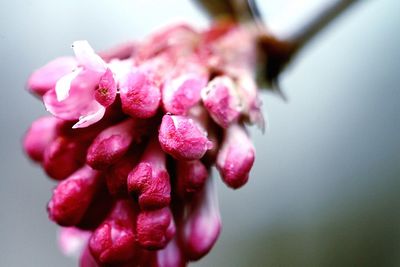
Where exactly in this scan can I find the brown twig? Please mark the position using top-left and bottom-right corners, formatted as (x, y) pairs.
(194, 0), (361, 87)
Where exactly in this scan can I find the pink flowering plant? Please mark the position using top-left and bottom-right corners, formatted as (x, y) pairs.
(24, 21), (262, 266)
(23, 0), (357, 264)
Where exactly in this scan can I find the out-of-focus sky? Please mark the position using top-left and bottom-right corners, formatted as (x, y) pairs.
(0, 0), (399, 266)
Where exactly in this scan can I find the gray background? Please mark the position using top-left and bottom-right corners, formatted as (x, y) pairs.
(1, 0), (399, 266)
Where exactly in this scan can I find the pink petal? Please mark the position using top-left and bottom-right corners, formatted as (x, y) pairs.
(43, 70), (102, 122)
(27, 57), (77, 96)
(55, 67), (83, 101)
(72, 40), (106, 72)
(72, 105), (106, 129)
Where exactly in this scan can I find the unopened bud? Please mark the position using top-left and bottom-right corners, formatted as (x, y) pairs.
(136, 207), (175, 250)
(201, 76), (241, 128)
(120, 71), (161, 119)
(48, 166), (101, 226)
(128, 138), (171, 210)
(89, 200), (138, 264)
(183, 178), (221, 260)
(158, 114), (212, 160)
(23, 116), (59, 162)
(95, 68), (117, 107)
(216, 124), (255, 189)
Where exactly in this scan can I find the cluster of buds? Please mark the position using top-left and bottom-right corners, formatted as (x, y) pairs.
(24, 21), (263, 266)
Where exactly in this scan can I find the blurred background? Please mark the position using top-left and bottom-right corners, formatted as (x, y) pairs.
(1, 0), (399, 266)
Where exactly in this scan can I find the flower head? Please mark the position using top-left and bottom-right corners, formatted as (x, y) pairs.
(24, 21), (263, 266)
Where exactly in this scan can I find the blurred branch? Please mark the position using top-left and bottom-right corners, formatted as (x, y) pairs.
(194, 0), (361, 87)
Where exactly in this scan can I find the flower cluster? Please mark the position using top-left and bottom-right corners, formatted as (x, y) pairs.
(24, 21), (263, 266)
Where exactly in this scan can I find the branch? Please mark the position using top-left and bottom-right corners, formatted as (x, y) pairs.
(194, 0), (361, 86)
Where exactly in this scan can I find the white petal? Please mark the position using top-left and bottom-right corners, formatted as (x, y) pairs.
(72, 40), (106, 72)
(55, 67), (82, 101)
(72, 105), (106, 129)
(108, 59), (133, 83)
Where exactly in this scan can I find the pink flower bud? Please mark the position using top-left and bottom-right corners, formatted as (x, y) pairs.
(154, 238), (186, 267)
(89, 200), (138, 264)
(216, 124), (255, 189)
(48, 166), (101, 226)
(77, 185), (113, 230)
(27, 57), (77, 96)
(24, 22), (267, 266)
(183, 178), (221, 261)
(176, 160), (208, 198)
(80, 245), (99, 267)
(236, 73), (264, 129)
(158, 114), (212, 160)
(58, 227), (91, 258)
(120, 70), (161, 119)
(162, 72), (208, 115)
(105, 151), (142, 198)
(43, 137), (87, 180)
(138, 23), (199, 60)
(136, 207), (175, 250)
(201, 76), (241, 128)
(127, 138), (171, 210)
(86, 119), (145, 169)
(23, 116), (59, 162)
(98, 41), (137, 62)
(94, 68), (117, 107)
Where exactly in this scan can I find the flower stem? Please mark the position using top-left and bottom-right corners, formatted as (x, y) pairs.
(194, 0), (362, 85)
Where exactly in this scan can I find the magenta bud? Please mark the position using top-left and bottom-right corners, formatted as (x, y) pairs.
(136, 207), (175, 250)
(23, 116), (59, 162)
(95, 68), (117, 107)
(128, 138), (171, 210)
(98, 41), (137, 62)
(27, 57), (77, 96)
(176, 160), (208, 198)
(158, 114), (212, 160)
(154, 238), (186, 267)
(216, 124), (255, 189)
(201, 76), (241, 128)
(77, 185), (113, 230)
(162, 72), (207, 115)
(43, 137), (87, 180)
(236, 74), (264, 129)
(48, 166), (101, 226)
(183, 178), (221, 261)
(86, 119), (137, 169)
(120, 71), (161, 119)
(105, 152), (141, 198)
(89, 200), (138, 264)
(80, 245), (99, 267)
